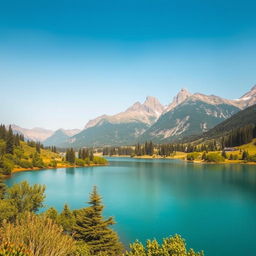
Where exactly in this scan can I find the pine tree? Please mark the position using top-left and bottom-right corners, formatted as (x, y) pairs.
(58, 204), (75, 233)
(89, 150), (94, 161)
(221, 150), (227, 159)
(6, 125), (14, 154)
(73, 186), (123, 255)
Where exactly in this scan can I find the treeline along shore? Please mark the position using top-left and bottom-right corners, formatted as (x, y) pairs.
(0, 124), (108, 176)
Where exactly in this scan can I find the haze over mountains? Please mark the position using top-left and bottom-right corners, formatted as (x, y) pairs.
(11, 85), (256, 147)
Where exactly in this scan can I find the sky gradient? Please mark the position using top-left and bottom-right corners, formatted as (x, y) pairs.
(1, 0), (256, 130)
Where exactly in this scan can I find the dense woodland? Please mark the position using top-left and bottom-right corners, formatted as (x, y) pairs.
(0, 178), (203, 256)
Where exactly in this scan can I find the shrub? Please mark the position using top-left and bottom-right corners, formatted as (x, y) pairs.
(0, 200), (18, 224)
(187, 152), (200, 161)
(0, 212), (75, 256)
(205, 153), (224, 163)
(49, 160), (57, 168)
(125, 234), (203, 256)
(32, 153), (45, 168)
(248, 154), (256, 162)
(0, 241), (32, 256)
(6, 181), (46, 213)
(0, 158), (14, 175)
(75, 159), (85, 167)
(92, 156), (108, 165)
(18, 160), (33, 169)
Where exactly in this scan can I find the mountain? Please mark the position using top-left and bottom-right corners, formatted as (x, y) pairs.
(43, 129), (81, 147)
(139, 93), (241, 143)
(195, 104), (256, 142)
(11, 125), (54, 142)
(24, 85), (255, 148)
(139, 85), (256, 143)
(164, 88), (192, 113)
(232, 85), (256, 108)
(69, 96), (164, 147)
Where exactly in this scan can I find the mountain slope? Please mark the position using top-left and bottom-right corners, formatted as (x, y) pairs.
(43, 129), (70, 147)
(197, 104), (256, 141)
(68, 96), (164, 147)
(11, 125), (54, 141)
(139, 85), (256, 143)
(43, 129), (81, 147)
(139, 97), (240, 143)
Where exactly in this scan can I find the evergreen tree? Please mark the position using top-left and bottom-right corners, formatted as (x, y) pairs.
(58, 204), (75, 233)
(221, 150), (227, 159)
(6, 125), (14, 154)
(242, 151), (249, 161)
(36, 142), (41, 153)
(73, 186), (123, 255)
(89, 150), (94, 161)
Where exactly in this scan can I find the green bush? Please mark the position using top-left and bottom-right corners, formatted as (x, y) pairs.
(92, 156), (108, 165)
(49, 160), (57, 168)
(125, 234), (203, 256)
(18, 160), (33, 169)
(248, 154), (256, 162)
(205, 153), (224, 163)
(75, 159), (85, 167)
(0, 158), (14, 175)
(0, 200), (18, 224)
(32, 153), (45, 168)
(187, 152), (200, 161)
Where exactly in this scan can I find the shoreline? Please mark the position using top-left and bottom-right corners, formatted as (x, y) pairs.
(108, 155), (256, 165)
(7, 163), (108, 176)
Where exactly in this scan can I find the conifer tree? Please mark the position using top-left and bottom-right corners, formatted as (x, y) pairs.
(6, 125), (14, 154)
(221, 150), (227, 159)
(73, 186), (123, 256)
(57, 204), (76, 233)
(89, 150), (94, 161)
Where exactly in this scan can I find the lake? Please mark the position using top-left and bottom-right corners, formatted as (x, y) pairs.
(5, 157), (256, 256)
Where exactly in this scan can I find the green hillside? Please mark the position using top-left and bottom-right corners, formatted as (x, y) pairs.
(199, 104), (256, 141)
(0, 125), (107, 175)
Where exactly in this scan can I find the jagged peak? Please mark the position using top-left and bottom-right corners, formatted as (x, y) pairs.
(240, 84), (256, 99)
(143, 96), (163, 109)
(164, 88), (192, 113)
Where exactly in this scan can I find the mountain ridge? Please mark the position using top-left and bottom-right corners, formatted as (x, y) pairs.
(10, 85), (256, 147)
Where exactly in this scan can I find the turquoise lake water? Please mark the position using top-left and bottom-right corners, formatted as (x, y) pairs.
(5, 157), (256, 255)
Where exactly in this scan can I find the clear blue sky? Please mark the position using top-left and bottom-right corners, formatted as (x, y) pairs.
(0, 0), (256, 130)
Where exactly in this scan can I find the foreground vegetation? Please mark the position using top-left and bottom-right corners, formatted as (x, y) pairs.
(0, 125), (107, 176)
(0, 178), (203, 256)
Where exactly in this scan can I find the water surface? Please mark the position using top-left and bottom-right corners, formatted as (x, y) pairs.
(5, 158), (256, 256)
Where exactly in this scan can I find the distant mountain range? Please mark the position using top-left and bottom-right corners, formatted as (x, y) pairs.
(11, 85), (256, 147)
(11, 125), (80, 144)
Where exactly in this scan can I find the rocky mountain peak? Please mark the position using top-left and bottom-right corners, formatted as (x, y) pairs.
(143, 96), (164, 116)
(165, 88), (192, 112)
(240, 84), (256, 100)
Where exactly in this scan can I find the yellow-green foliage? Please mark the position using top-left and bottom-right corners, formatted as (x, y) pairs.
(187, 152), (200, 161)
(238, 138), (256, 155)
(21, 142), (62, 165)
(125, 234), (203, 256)
(92, 156), (108, 165)
(0, 212), (75, 256)
(205, 153), (224, 163)
(0, 241), (32, 256)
